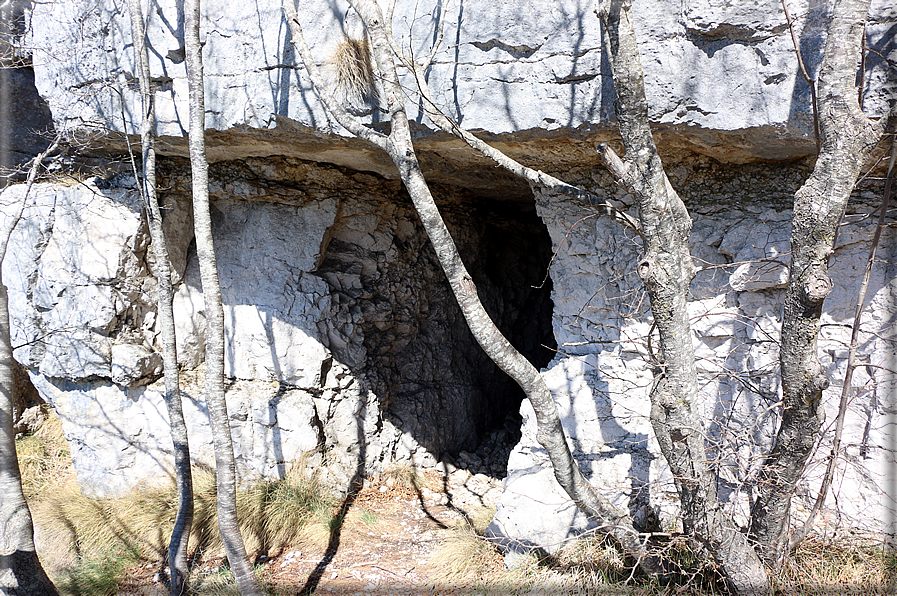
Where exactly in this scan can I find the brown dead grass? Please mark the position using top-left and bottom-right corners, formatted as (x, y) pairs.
(16, 412), (71, 500)
(18, 413), (897, 595)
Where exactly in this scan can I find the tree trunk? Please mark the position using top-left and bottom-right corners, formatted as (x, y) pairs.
(596, 2), (769, 594)
(0, 145), (59, 595)
(125, 1), (194, 593)
(183, 1), (261, 594)
(749, 0), (889, 567)
(282, 0), (663, 576)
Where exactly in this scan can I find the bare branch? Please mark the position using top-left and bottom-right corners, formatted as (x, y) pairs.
(781, 0), (820, 150)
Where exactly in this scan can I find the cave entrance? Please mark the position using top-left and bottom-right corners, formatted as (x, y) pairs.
(439, 191), (558, 474)
(447, 193), (557, 450)
(316, 182), (557, 472)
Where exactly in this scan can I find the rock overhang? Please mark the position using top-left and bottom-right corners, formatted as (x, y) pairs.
(26, 0), (895, 176)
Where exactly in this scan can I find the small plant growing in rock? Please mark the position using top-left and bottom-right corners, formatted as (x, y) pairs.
(325, 36), (377, 111)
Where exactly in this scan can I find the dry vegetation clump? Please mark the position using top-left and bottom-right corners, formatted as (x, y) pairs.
(19, 418), (336, 595)
(325, 35), (377, 108)
(777, 536), (897, 594)
(430, 512), (897, 595)
(15, 412), (70, 499)
(429, 517), (642, 595)
(17, 413), (896, 595)
(380, 462), (425, 490)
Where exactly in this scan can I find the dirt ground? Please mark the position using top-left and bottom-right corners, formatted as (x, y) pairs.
(118, 467), (505, 595)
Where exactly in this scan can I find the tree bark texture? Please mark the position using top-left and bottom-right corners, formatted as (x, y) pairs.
(125, 1), (194, 593)
(0, 145), (59, 595)
(184, 2), (261, 594)
(0, 288), (59, 596)
(283, 0), (663, 576)
(790, 134), (896, 552)
(596, 1), (769, 594)
(749, 0), (888, 567)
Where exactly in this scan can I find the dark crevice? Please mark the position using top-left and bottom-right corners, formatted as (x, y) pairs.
(315, 184), (556, 470)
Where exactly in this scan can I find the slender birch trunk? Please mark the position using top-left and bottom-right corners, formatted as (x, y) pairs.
(183, 1), (262, 594)
(0, 141), (59, 596)
(125, 1), (194, 592)
(749, 0), (890, 567)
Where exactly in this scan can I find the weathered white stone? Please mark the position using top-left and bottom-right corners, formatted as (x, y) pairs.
(27, 0), (896, 166)
(29, 372), (323, 495)
(110, 342), (163, 386)
(172, 197), (338, 387)
(2, 180), (154, 381)
(719, 213), (791, 291)
(10, 0), (897, 533)
(490, 183), (897, 558)
(488, 465), (592, 566)
(682, 0), (789, 40)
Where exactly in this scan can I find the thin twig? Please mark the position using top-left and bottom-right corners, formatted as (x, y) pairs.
(858, 24), (866, 109)
(533, 213), (598, 289)
(781, 0), (820, 151)
(0, 136), (61, 264)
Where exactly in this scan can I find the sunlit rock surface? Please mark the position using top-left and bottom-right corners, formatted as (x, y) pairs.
(7, 0), (896, 555)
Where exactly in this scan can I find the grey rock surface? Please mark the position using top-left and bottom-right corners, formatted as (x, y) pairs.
(2, 180), (157, 382)
(3, 157), (556, 496)
(488, 162), (896, 560)
(27, 372), (323, 497)
(27, 0), (896, 169)
(110, 342), (163, 386)
(6, 0), (895, 552)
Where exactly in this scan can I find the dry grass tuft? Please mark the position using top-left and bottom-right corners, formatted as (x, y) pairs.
(236, 466), (337, 556)
(428, 503), (526, 592)
(16, 412), (71, 500)
(29, 448), (335, 593)
(430, 531), (506, 586)
(381, 462), (424, 490)
(458, 504), (497, 536)
(778, 537), (896, 594)
(325, 36), (377, 108)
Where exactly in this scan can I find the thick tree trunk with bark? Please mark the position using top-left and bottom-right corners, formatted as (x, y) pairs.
(749, 0), (888, 567)
(282, 0), (663, 576)
(0, 144), (59, 596)
(184, 2), (261, 594)
(125, 1), (194, 593)
(596, 2), (769, 594)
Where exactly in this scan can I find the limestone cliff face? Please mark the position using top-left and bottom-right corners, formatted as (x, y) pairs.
(6, 0), (896, 551)
(27, 0), (895, 166)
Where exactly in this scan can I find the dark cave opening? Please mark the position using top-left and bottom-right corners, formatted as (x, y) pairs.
(451, 194), (558, 448)
(315, 183), (557, 466)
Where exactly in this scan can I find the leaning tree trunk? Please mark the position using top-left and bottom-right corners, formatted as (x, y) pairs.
(596, 1), (769, 594)
(183, 1), (262, 594)
(125, 1), (194, 593)
(749, 0), (889, 568)
(0, 142), (59, 595)
(282, 0), (663, 576)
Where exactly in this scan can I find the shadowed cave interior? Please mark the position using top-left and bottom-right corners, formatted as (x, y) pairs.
(314, 183), (557, 471)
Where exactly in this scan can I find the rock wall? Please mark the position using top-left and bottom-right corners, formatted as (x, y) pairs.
(489, 160), (897, 558)
(7, 0), (897, 556)
(26, 0), (896, 168)
(3, 156), (555, 494)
